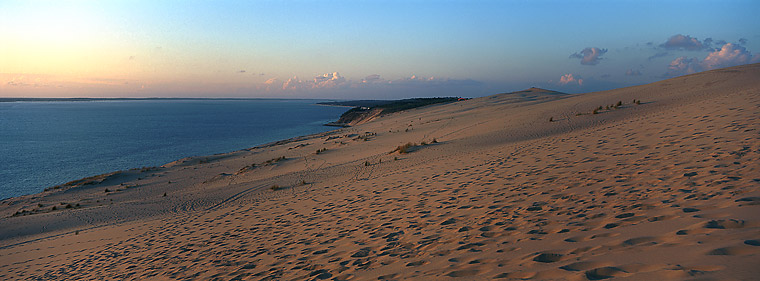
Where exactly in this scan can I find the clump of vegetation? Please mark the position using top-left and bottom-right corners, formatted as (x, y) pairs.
(421, 141), (428, 146)
(634, 99), (641, 105)
(432, 138), (438, 143)
(364, 161), (371, 166)
(548, 117), (553, 122)
(65, 204), (72, 209)
(592, 108), (599, 114)
(316, 148), (327, 154)
(616, 101), (623, 107)
(270, 184), (281, 191)
(265, 156), (287, 164)
(394, 156), (398, 161)
(163, 192), (167, 197)
(392, 142), (417, 154)
(300, 180), (308, 185)
(104, 188), (110, 193)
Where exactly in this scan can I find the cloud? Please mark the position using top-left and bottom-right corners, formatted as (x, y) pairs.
(665, 43), (760, 77)
(701, 43), (759, 70)
(362, 74), (383, 83)
(660, 34), (706, 51)
(558, 74), (583, 86)
(666, 56), (702, 77)
(648, 52), (670, 61)
(570, 47), (607, 65)
(625, 69), (642, 76)
(313, 72), (347, 88)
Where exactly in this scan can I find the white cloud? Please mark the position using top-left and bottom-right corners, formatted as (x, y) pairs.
(558, 74), (583, 86)
(313, 72), (347, 88)
(701, 43), (759, 70)
(570, 47), (607, 65)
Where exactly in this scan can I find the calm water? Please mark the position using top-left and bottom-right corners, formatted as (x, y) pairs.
(0, 99), (347, 199)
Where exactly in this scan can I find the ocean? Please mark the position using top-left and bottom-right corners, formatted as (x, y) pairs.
(0, 99), (347, 200)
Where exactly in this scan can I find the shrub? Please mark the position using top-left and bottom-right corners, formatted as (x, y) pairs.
(51, 206), (57, 211)
(364, 161), (370, 166)
(548, 117), (553, 122)
(592, 108), (599, 114)
(616, 101), (623, 107)
(396, 142), (415, 154)
(635, 100), (641, 105)
(66, 204), (72, 209)
(421, 141), (428, 146)
(270, 184), (280, 191)
(432, 138), (438, 143)
(104, 188), (110, 193)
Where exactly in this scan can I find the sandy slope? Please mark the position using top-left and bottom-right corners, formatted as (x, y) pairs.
(1, 64), (758, 280)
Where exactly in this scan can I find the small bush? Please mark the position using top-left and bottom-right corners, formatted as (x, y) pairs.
(364, 161), (370, 166)
(548, 117), (553, 122)
(394, 157), (398, 161)
(395, 142), (416, 154)
(635, 100), (641, 105)
(163, 192), (167, 197)
(300, 180), (307, 185)
(432, 138), (438, 143)
(270, 184), (280, 190)
(421, 141), (428, 146)
(65, 204), (72, 209)
(51, 206), (57, 211)
(616, 101), (622, 107)
(104, 188), (110, 193)
(592, 108), (599, 114)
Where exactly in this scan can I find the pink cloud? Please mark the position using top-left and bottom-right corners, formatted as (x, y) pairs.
(559, 74), (583, 86)
(665, 43), (760, 76)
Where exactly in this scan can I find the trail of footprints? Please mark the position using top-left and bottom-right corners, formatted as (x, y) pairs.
(3, 95), (758, 280)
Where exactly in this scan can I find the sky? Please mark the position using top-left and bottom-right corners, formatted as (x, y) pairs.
(1, 0), (759, 99)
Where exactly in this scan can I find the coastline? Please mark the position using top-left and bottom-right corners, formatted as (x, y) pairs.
(1, 64), (759, 280)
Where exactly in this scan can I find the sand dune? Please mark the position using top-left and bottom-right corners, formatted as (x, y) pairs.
(1, 63), (759, 280)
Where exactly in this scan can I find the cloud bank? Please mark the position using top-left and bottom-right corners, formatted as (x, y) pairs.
(665, 43), (760, 77)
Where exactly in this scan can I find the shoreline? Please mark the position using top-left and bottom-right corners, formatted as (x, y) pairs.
(1, 64), (759, 280)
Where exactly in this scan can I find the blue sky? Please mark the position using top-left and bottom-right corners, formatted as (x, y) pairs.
(1, 0), (759, 98)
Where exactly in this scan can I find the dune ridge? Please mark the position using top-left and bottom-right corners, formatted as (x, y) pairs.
(1, 63), (759, 280)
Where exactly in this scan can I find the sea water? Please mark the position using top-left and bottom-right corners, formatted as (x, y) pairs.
(0, 99), (347, 199)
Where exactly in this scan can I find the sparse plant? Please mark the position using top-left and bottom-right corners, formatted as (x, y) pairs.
(616, 101), (622, 107)
(163, 192), (167, 197)
(421, 141), (428, 146)
(300, 180), (307, 185)
(394, 157), (398, 161)
(51, 206), (57, 211)
(66, 204), (72, 209)
(394, 142), (416, 154)
(592, 108), (599, 114)
(432, 138), (438, 143)
(75, 230), (79, 235)
(364, 161), (370, 166)
(104, 188), (110, 193)
(548, 117), (553, 122)
(635, 100), (641, 105)
(270, 184), (280, 191)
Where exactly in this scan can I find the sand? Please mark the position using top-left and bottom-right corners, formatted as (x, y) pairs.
(1, 63), (759, 280)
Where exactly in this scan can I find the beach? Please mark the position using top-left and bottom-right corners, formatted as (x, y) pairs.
(1, 63), (758, 280)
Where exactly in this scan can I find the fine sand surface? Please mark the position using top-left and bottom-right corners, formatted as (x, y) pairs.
(1, 64), (759, 280)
